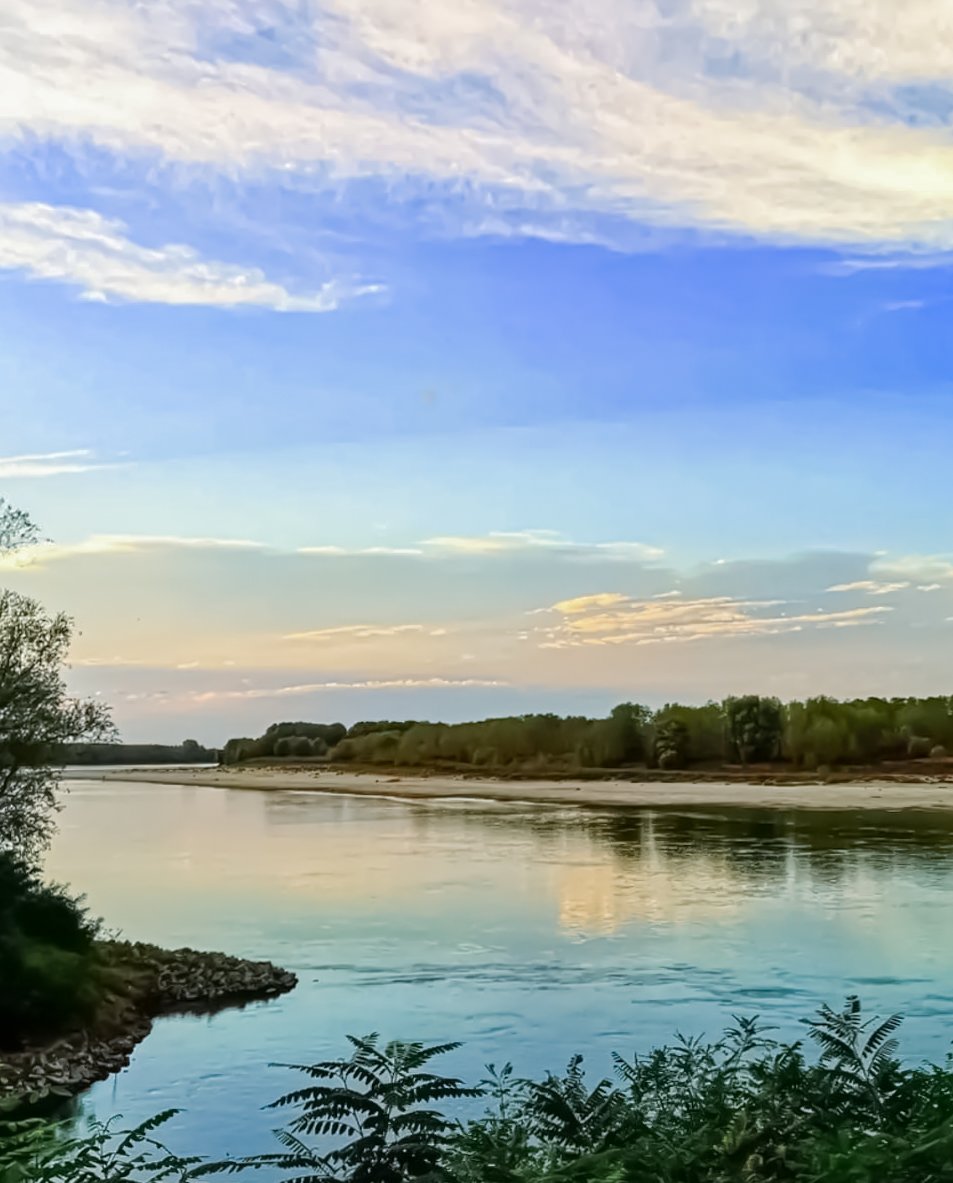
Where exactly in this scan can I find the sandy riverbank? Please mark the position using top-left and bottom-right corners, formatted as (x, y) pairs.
(73, 765), (953, 811)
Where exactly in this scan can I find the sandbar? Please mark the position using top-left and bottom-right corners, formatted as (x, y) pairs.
(69, 766), (953, 811)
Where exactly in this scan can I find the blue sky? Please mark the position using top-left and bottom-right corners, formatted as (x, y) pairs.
(2, 0), (953, 741)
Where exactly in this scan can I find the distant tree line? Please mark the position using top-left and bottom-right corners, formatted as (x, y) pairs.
(63, 739), (218, 765)
(222, 696), (953, 773)
(222, 721), (348, 765)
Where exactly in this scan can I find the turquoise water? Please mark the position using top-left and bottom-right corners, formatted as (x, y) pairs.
(47, 778), (953, 1164)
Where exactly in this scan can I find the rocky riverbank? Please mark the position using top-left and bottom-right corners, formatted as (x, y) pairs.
(0, 940), (297, 1111)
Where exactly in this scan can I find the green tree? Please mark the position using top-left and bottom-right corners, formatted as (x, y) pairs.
(606, 702), (650, 764)
(803, 715), (848, 769)
(724, 695), (783, 765)
(653, 715), (689, 769)
(0, 502), (113, 863)
(291, 735), (314, 758)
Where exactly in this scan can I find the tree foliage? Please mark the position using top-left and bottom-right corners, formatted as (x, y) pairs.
(222, 693), (953, 776)
(724, 696), (783, 765)
(0, 502), (113, 862)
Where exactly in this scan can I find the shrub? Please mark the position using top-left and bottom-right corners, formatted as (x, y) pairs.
(332, 739), (358, 762)
(0, 854), (100, 1050)
(930, 744), (948, 759)
(8, 999), (953, 1183)
(907, 735), (933, 759)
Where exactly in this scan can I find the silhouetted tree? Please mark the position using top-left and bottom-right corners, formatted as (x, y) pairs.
(0, 501), (113, 863)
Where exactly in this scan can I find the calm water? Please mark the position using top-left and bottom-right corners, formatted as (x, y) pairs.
(46, 777), (953, 1162)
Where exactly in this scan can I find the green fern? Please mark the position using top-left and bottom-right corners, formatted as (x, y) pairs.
(803, 995), (903, 1120)
(233, 1033), (482, 1183)
(0, 1111), (203, 1183)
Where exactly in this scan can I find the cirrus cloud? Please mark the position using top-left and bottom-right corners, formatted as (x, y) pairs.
(422, 531), (663, 561)
(6, 0), (953, 251)
(0, 449), (117, 478)
(188, 677), (509, 702)
(0, 201), (381, 310)
(535, 593), (892, 649)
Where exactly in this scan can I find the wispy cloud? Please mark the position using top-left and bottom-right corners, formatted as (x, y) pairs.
(551, 593), (631, 616)
(827, 579), (911, 596)
(0, 449), (114, 478)
(423, 531), (663, 561)
(0, 533), (267, 569)
(297, 546), (425, 557)
(7, 0), (953, 249)
(189, 677), (508, 702)
(283, 623), (429, 641)
(0, 202), (381, 310)
(871, 555), (953, 583)
(535, 594), (891, 649)
(3, 529), (664, 570)
(828, 254), (953, 275)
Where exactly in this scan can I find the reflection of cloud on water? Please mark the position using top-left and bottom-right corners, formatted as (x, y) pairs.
(556, 817), (762, 935)
(558, 859), (753, 934)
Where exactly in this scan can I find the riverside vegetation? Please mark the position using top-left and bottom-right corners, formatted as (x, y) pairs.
(0, 501), (295, 1113)
(222, 696), (953, 778)
(8, 492), (953, 1179)
(62, 741), (219, 766)
(5, 998), (953, 1182)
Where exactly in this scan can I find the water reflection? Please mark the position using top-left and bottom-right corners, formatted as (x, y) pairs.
(45, 781), (953, 1164)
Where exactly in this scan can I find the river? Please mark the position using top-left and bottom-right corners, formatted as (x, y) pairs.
(46, 775), (953, 1164)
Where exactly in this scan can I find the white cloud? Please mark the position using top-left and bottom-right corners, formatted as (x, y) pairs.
(6, 0), (953, 249)
(871, 555), (953, 583)
(1, 528), (664, 570)
(283, 623), (427, 641)
(298, 545), (425, 556)
(190, 677), (508, 701)
(0, 201), (380, 309)
(72, 655), (154, 667)
(536, 593), (891, 648)
(0, 449), (114, 478)
(826, 579), (911, 596)
(423, 531), (663, 561)
(0, 533), (267, 569)
(688, 0), (953, 85)
(551, 593), (631, 616)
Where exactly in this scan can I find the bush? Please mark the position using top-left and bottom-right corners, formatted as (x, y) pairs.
(931, 744), (948, 759)
(907, 735), (933, 759)
(332, 739), (358, 762)
(9, 998), (953, 1183)
(0, 854), (100, 1050)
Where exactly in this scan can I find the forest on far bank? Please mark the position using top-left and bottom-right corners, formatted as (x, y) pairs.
(222, 695), (953, 775)
(63, 740), (219, 765)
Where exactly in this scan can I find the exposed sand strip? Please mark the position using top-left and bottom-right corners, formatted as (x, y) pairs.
(69, 766), (953, 811)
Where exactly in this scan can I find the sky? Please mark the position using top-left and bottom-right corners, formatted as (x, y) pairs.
(1, 0), (953, 742)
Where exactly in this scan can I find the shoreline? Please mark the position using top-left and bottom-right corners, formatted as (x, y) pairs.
(73, 765), (953, 811)
(0, 941), (296, 1113)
